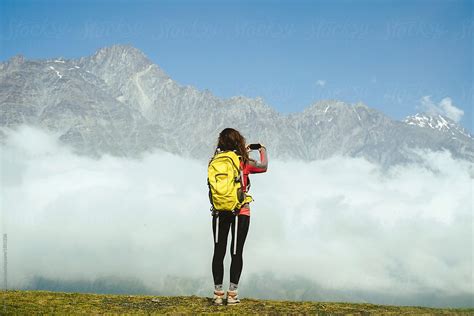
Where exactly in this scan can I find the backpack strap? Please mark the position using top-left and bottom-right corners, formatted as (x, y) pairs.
(215, 215), (219, 243)
(233, 214), (238, 255)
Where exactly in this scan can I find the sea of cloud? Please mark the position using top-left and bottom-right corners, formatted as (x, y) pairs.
(0, 125), (472, 305)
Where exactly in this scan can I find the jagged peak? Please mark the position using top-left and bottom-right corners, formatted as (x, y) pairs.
(88, 44), (152, 66)
(227, 95), (265, 105)
(405, 112), (472, 138)
(76, 44), (174, 81)
(302, 99), (349, 114)
(94, 44), (146, 56)
(223, 95), (277, 114)
(354, 101), (369, 110)
(405, 112), (455, 125)
(7, 54), (25, 65)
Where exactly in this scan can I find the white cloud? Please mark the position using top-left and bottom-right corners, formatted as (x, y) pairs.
(420, 96), (464, 122)
(316, 80), (326, 87)
(1, 125), (472, 304)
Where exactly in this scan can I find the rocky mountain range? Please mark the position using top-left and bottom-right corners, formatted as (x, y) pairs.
(1, 45), (473, 166)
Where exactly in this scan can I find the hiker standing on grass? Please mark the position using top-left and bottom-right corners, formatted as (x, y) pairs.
(207, 127), (268, 305)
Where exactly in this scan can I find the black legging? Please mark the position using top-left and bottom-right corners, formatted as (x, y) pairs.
(212, 212), (250, 286)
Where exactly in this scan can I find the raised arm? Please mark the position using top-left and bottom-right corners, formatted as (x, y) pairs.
(247, 146), (268, 174)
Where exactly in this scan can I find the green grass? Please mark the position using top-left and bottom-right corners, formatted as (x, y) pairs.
(2, 290), (473, 315)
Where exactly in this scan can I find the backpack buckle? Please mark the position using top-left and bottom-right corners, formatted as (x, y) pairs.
(210, 207), (217, 216)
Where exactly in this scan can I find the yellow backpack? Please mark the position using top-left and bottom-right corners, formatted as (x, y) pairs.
(207, 150), (247, 214)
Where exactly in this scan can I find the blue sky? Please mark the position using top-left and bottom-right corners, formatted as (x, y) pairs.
(1, 0), (472, 130)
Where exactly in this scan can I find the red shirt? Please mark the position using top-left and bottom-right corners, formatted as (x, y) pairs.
(239, 147), (268, 216)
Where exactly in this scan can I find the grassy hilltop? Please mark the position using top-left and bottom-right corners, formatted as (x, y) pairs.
(2, 290), (473, 315)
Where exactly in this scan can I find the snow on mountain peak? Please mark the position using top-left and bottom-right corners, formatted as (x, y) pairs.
(404, 113), (471, 138)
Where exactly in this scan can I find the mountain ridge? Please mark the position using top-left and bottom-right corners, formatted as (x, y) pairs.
(1, 44), (472, 166)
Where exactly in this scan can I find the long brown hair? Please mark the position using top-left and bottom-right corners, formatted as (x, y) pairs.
(214, 128), (250, 165)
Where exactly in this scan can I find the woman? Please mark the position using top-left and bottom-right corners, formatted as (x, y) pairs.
(210, 127), (268, 305)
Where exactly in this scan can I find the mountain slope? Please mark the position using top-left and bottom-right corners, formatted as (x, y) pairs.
(1, 45), (473, 166)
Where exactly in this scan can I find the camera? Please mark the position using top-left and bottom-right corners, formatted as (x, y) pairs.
(248, 143), (262, 150)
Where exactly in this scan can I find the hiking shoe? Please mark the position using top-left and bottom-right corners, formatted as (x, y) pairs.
(212, 290), (225, 305)
(226, 290), (241, 305)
